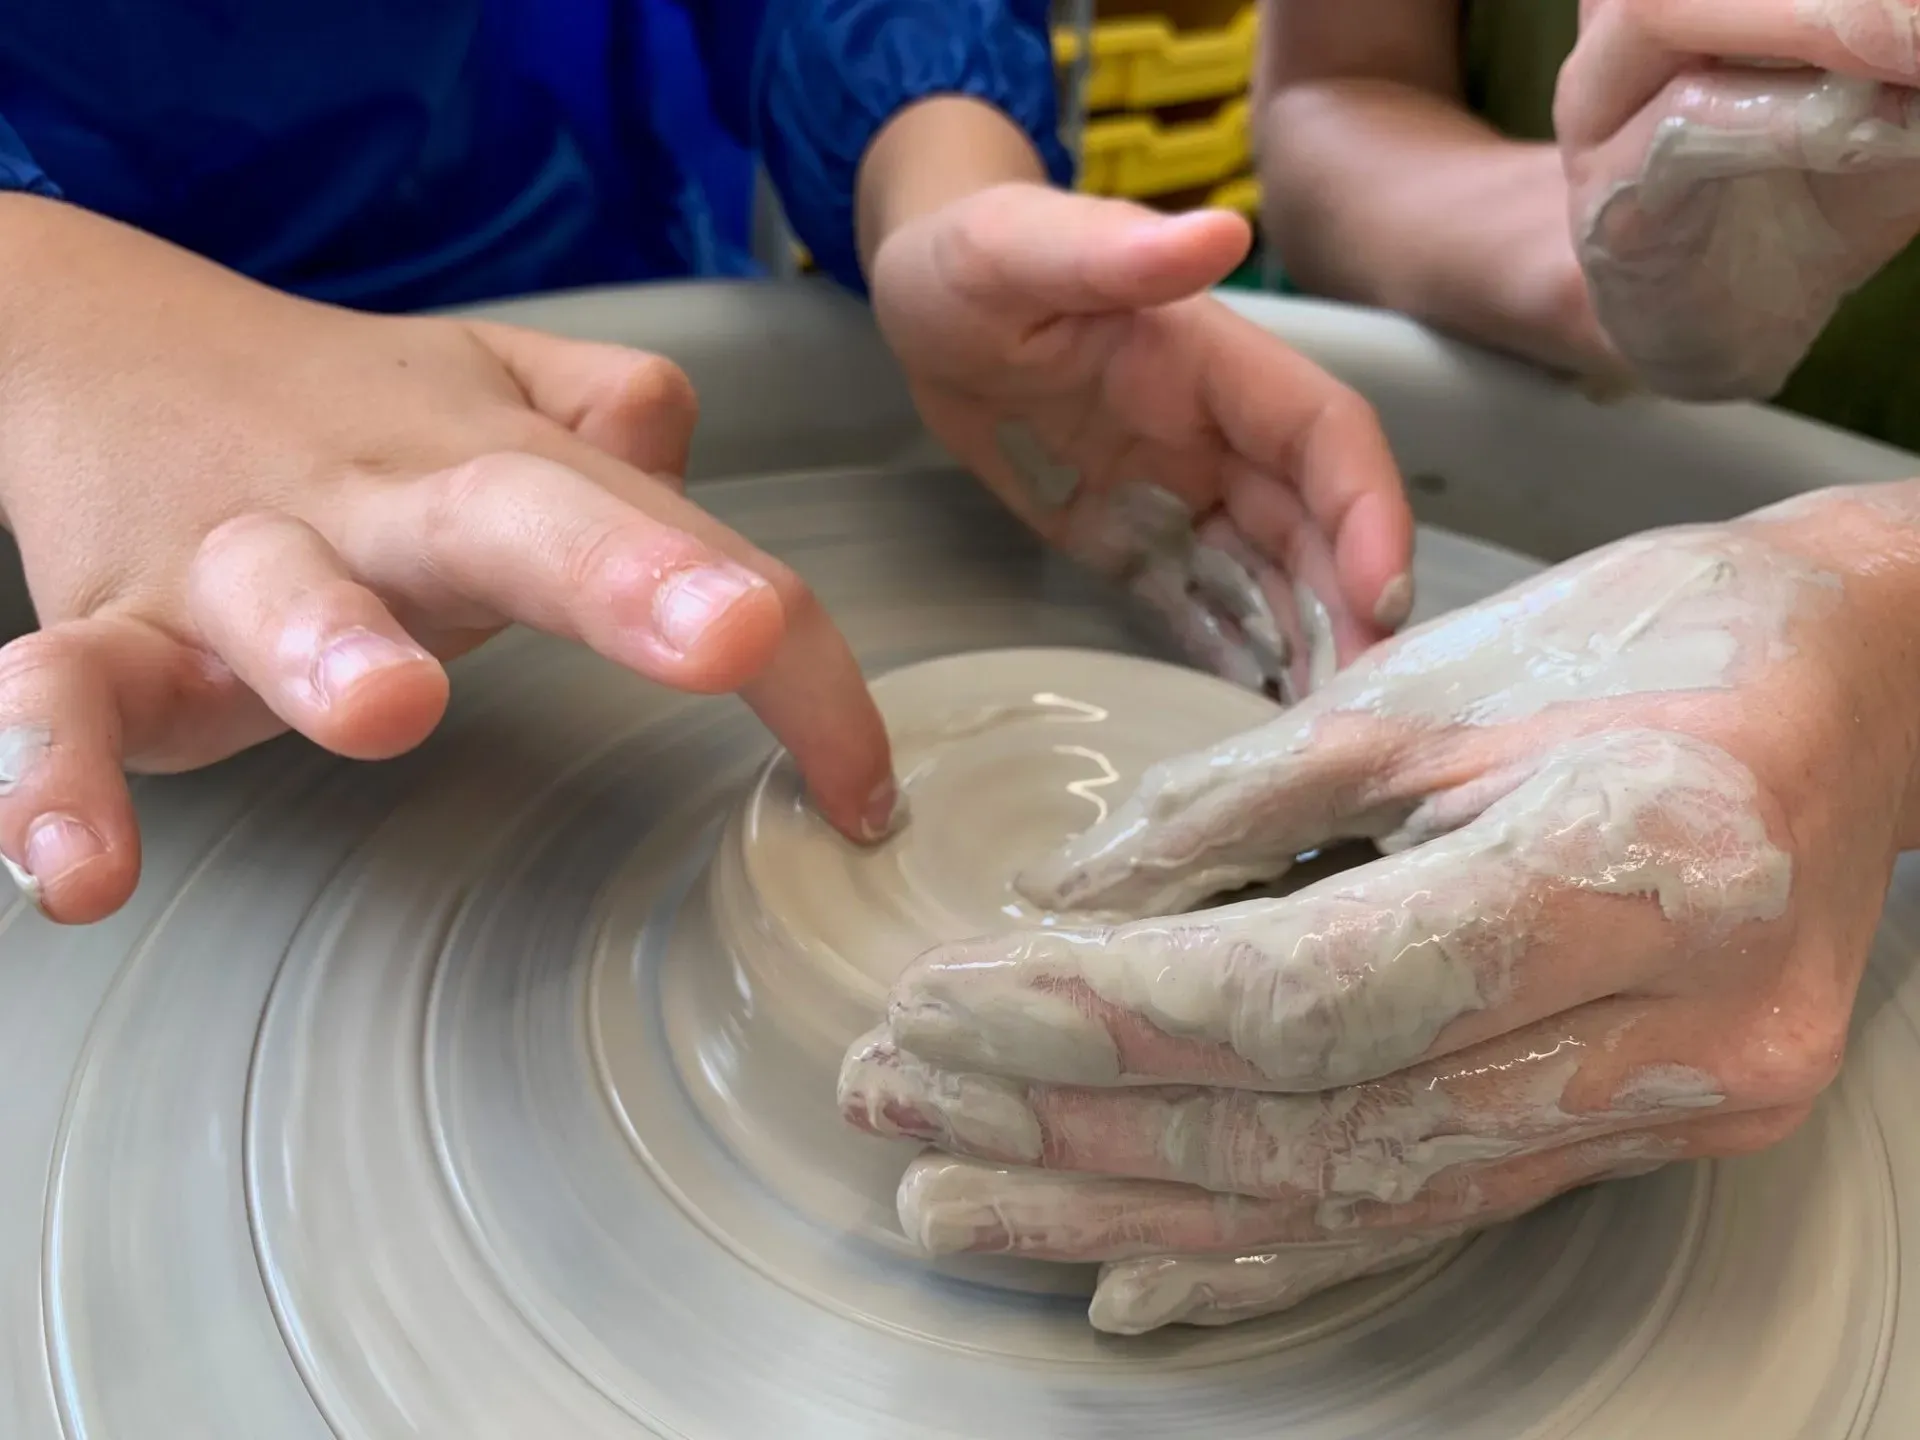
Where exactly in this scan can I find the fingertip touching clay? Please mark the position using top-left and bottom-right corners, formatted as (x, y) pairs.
(0, 724), (51, 900)
(0, 723), (49, 797)
(0, 465), (1909, 1428)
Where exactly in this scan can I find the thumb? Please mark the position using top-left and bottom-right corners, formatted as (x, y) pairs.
(465, 321), (701, 482)
(946, 187), (1252, 316)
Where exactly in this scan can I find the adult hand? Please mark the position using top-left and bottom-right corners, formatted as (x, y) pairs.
(1555, 0), (1920, 400)
(1252, 0), (1634, 396)
(840, 482), (1920, 1333)
(0, 196), (895, 924)
(869, 181), (1416, 701)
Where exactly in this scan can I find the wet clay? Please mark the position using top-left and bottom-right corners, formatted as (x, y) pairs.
(1, 466), (1918, 1437)
(0, 724), (47, 897)
(1579, 65), (1920, 401)
(994, 423), (1314, 700)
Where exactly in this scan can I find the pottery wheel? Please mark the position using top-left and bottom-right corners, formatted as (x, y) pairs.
(2, 463), (1916, 1439)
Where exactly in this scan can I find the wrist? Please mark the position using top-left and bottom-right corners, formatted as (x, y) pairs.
(1389, 146), (1616, 376)
(854, 95), (1047, 279)
(1849, 484), (1920, 852)
(1257, 86), (1615, 377)
(1754, 482), (1920, 850)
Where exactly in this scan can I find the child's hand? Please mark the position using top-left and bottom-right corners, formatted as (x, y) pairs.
(0, 196), (895, 923)
(1556, 0), (1920, 399)
(867, 183), (1415, 700)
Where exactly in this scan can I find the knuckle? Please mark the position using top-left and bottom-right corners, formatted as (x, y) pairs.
(933, 195), (1016, 295)
(1725, 996), (1848, 1105)
(432, 449), (535, 511)
(560, 511), (717, 612)
(1317, 385), (1383, 443)
(485, 406), (569, 458)
(422, 450), (549, 547)
(0, 629), (77, 692)
(297, 576), (380, 631)
(194, 510), (290, 568)
(562, 516), (655, 598)
(755, 558), (815, 622)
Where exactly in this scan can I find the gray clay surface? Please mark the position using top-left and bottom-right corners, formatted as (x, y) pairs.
(0, 464), (1916, 1438)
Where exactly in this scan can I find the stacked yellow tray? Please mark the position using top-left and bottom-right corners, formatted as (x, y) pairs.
(790, 3), (1262, 272)
(1061, 4), (1259, 210)
(1054, 4), (1257, 112)
(1077, 96), (1250, 200)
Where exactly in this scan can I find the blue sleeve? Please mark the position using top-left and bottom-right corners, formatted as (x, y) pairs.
(674, 0), (764, 145)
(752, 0), (1074, 294)
(0, 114), (61, 198)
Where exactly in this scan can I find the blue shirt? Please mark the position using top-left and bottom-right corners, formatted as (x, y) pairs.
(0, 0), (1068, 310)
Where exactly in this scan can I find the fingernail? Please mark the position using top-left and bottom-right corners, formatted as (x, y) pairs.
(652, 563), (766, 654)
(24, 812), (105, 890)
(1373, 571), (1414, 629)
(1088, 1264), (1191, 1336)
(906, 1198), (1008, 1255)
(859, 777), (908, 842)
(843, 1045), (1043, 1161)
(896, 1167), (1010, 1255)
(1137, 209), (1226, 243)
(314, 628), (428, 705)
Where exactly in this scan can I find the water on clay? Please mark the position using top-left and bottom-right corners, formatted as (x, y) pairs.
(2, 465), (1917, 1438)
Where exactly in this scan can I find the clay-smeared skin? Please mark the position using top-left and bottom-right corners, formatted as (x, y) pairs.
(844, 485), (1920, 1334)
(1017, 529), (1821, 920)
(995, 424), (1341, 704)
(5, 467), (1919, 1435)
(1562, 3), (1920, 400)
(0, 726), (49, 899)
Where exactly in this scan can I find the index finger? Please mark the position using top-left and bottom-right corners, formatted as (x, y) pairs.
(348, 437), (897, 842)
(559, 443), (898, 841)
(893, 731), (1789, 1091)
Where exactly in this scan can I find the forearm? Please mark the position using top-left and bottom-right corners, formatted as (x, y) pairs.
(1258, 79), (1608, 373)
(854, 96), (1047, 275)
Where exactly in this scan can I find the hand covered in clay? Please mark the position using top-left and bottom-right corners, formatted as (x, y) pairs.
(869, 182), (1415, 700)
(1556, 0), (1920, 399)
(841, 481), (1920, 1334)
(0, 197), (895, 924)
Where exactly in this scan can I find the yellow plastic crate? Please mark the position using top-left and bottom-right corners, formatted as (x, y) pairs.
(1054, 5), (1257, 112)
(1207, 172), (1260, 218)
(1079, 97), (1250, 200)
